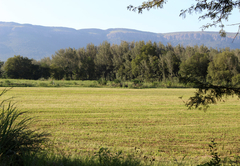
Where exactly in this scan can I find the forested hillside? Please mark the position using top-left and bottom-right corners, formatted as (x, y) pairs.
(1, 41), (240, 87)
(0, 21), (240, 61)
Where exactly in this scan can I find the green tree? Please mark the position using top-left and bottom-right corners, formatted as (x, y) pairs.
(32, 59), (51, 79)
(111, 41), (131, 80)
(158, 55), (167, 81)
(3, 55), (38, 79)
(85, 44), (97, 80)
(76, 45), (96, 80)
(233, 48), (240, 60)
(209, 47), (220, 60)
(164, 51), (181, 79)
(38, 63), (51, 79)
(184, 46), (196, 61)
(0, 61), (4, 78)
(95, 41), (114, 80)
(207, 51), (240, 85)
(174, 44), (186, 61)
(51, 48), (79, 80)
(149, 54), (161, 81)
(50, 64), (65, 80)
(130, 41), (145, 60)
(119, 51), (133, 81)
(75, 47), (87, 80)
(179, 52), (210, 83)
(131, 42), (159, 81)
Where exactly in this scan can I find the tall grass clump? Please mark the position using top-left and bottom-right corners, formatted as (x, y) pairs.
(0, 88), (49, 166)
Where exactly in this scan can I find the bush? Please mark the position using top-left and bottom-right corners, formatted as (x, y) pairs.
(4, 80), (11, 85)
(152, 82), (159, 87)
(131, 79), (141, 85)
(98, 78), (107, 85)
(0, 88), (49, 165)
(39, 82), (49, 87)
(114, 79), (121, 84)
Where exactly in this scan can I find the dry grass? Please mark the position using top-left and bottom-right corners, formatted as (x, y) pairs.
(2, 87), (240, 163)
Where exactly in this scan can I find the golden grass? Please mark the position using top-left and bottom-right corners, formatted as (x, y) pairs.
(2, 87), (240, 161)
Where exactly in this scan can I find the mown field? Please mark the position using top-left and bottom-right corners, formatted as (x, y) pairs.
(2, 87), (240, 164)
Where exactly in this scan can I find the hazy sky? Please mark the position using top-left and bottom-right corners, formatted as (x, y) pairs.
(0, 0), (239, 33)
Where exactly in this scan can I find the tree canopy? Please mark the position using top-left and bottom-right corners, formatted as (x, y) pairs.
(128, 0), (240, 37)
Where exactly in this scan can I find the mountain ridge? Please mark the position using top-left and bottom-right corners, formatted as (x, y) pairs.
(0, 21), (239, 61)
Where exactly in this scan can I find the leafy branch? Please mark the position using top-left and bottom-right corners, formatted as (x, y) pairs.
(180, 76), (240, 110)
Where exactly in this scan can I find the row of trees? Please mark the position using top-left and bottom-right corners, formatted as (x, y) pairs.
(127, 0), (240, 110)
(1, 41), (240, 85)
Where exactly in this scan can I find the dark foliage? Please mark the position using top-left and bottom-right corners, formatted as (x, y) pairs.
(180, 76), (240, 110)
(0, 88), (50, 165)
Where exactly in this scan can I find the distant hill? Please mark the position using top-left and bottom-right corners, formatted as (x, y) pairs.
(0, 21), (240, 61)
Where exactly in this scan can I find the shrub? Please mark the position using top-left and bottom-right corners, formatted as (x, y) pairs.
(0, 88), (49, 165)
(98, 78), (107, 85)
(152, 82), (159, 88)
(39, 82), (48, 87)
(38, 77), (46, 81)
(4, 80), (11, 85)
(114, 79), (121, 84)
(131, 79), (141, 85)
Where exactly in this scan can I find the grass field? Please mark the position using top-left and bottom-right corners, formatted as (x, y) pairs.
(2, 87), (240, 164)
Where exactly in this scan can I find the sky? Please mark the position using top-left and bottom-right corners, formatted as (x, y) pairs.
(0, 0), (239, 33)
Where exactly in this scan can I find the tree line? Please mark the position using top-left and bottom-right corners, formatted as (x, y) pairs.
(1, 40), (240, 85)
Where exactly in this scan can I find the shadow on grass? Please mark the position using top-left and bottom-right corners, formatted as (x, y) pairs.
(21, 148), (143, 166)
